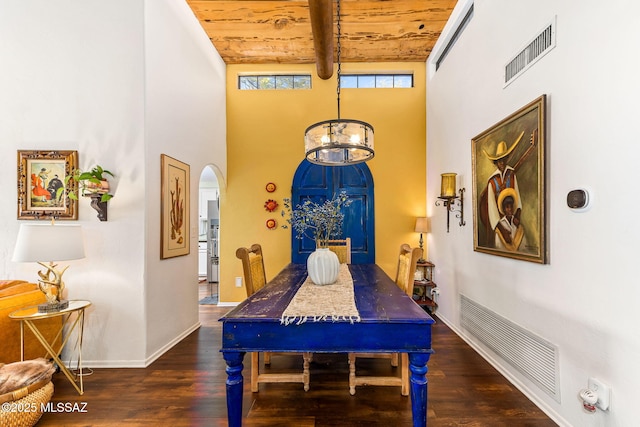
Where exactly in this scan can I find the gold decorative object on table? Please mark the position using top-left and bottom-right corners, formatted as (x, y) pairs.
(35, 263), (69, 312)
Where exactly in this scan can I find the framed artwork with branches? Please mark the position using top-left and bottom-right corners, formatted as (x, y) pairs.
(17, 150), (78, 220)
(161, 154), (190, 259)
(471, 95), (547, 263)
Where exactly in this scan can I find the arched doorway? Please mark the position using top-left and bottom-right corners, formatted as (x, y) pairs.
(198, 165), (220, 304)
(291, 160), (375, 264)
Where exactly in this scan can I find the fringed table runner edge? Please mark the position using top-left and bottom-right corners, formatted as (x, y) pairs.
(280, 264), (361, 326)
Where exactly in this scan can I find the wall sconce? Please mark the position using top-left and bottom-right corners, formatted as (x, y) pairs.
(435, 173), (466, 233)
(88, 194), (108, 221)
(414, 217), (430, 263)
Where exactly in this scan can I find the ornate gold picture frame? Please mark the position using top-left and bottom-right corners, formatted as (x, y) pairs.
(471, 95), (547, 263)
(161, 154), (190, 259)
(17, 150), (78, 220)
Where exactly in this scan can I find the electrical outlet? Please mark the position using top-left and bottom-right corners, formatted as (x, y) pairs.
(235, 277), (243, 288)
(588, 377), (611, 411)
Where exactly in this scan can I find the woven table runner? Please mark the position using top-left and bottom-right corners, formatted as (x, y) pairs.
(281, 263), (361, 326)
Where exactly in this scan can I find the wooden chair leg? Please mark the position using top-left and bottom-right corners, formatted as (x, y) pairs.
(348, 353), (357, 395)
(302, 352), (311, 391)
(391, 353), (399, 367)
(400, 353), (409, 396)
(264, 352), (271, 365)
(251, 352), (260, 392)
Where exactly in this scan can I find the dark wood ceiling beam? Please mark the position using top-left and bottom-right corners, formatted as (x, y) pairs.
(308, 0), (333, 79)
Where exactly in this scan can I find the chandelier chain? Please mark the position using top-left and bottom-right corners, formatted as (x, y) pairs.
(303, 0), (374, 166)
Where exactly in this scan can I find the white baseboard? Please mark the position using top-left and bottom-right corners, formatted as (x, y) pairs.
(80, 321), (202, 368)
(216, 302), (239, 307)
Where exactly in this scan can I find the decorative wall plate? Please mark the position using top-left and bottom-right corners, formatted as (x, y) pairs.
(265, 182), (276, 193)
(264, 199), (279, 212)
(266, 218), (277, 229)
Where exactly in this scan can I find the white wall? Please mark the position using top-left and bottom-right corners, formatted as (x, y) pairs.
(144, 0), (226, 362)
(0, 0), (226, 367)
(426, 1), (640, 426)
(0, 0), (148, 365)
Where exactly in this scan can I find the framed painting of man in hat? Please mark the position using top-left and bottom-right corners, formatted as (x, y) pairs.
(471, 95), (547, 263)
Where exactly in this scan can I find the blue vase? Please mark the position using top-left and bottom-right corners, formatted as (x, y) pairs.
(307, 248), (340, 285)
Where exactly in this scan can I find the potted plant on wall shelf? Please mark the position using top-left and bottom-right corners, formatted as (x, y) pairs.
(60, 165), (115, 221)
(282, 191), (352, 285)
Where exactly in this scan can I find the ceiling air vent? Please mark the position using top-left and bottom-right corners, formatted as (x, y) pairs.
(504, 17), (556, 87)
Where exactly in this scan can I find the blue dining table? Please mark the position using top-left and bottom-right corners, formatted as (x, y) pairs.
(220, 263), (435, 426)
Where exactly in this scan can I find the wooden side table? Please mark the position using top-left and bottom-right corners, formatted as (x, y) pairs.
(414, 261), (438, 313)
(10, 300), (91, 395)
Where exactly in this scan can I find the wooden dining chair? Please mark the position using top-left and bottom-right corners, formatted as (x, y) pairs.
(348, 243), (421, 396)
(326, 237), (352, 264)
(236, 244), (311, 392)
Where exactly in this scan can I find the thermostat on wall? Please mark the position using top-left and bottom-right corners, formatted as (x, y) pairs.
(567, 188), (590, 211)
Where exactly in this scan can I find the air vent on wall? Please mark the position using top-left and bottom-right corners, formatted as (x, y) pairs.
(504, 17), (556, 86)
(460, 294), (560, 402)
(435, 3), (474, 71)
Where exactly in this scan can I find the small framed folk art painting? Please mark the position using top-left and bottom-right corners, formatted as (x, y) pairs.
(17, 150), (78, 220)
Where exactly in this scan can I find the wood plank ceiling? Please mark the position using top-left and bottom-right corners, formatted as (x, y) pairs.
(186, 0), (457, 67)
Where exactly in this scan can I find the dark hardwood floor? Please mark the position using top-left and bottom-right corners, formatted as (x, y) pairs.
(37, 283), (557, 426)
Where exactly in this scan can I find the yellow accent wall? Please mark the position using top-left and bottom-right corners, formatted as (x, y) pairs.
(220, 63), (426, 303)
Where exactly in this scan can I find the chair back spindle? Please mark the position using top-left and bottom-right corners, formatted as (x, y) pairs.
(236, 244), (267, 297)
(325, 238), (352, 264)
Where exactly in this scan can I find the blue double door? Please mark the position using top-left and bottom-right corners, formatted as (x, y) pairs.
(291, 160), (375, 264)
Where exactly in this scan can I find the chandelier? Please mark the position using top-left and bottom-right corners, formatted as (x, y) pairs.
(304, 0), (374, 166)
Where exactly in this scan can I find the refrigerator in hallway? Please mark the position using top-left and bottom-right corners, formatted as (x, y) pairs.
(207, 200), (219, 284)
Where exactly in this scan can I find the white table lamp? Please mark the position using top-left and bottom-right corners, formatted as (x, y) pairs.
(13, 222), (85, 312)
(415, 217), (430, 263)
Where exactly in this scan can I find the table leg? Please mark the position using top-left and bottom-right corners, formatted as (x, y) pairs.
(223, 351), (245, 427)
(409, 352), (432, 427)
(23, 320), (81, 394)
(23, 311), (87, 395)
(19, 321), (25, 361)
(76, 309), (85, 393)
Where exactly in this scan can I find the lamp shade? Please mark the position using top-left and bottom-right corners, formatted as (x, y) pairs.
(13, 223), (85, 262)
(305, 119), (374, 166)
(440, 173), (457, 197)
(415, 217), (430, 233)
